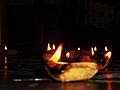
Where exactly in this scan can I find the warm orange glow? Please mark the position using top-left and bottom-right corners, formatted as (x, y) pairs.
(66, 52), (70, 59)
(4, 55), (8, 79)
(4, 56), (7, 64)
(5, 45), (7, 50)
(47, 43), (51, 52)
(91, 47), (94, 56)
(78, 47), (80, 51)
(56, 62), (68, 64)
(104, 51), (112, 60)
(107, 80), (112, 90)
(52, 44), (55, 50)
(4, 65), (7, 69)
(59, 62), (98, 82)
(49, 43), (63, 63)
(105, 46), (108, 52)
(106, 74), (112, 79)
(105, 69), (112, 90)
(94, 46), (97, 51)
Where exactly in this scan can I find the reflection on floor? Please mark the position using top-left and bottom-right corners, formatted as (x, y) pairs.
(0, 55), (120, 90)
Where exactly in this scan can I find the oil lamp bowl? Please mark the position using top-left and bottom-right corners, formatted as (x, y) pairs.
(45, 62), (98, 82)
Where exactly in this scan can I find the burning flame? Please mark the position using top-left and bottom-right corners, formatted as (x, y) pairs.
(52, 44), (55, 50)
(104, 51), (112, 60)
(66, 52), (70, 59)
(47, 43), (51, 52)
(78, 47), (80, 51)
(49, 43), (63, 63)
(5, 45), (7, 50)
(91, 47), (94, 56)
(94, 46), (97, 51)
(105, 46), (108, 52)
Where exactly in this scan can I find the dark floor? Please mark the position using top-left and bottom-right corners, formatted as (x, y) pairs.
(0, 54), (120, 90)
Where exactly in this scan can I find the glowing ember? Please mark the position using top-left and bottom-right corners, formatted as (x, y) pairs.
(66, 52), (70, 59)
(52, 44), (55, 50)
(47, 43), (51, 52)
(104, 51), (112, 60)
(105, 46), (108, 52)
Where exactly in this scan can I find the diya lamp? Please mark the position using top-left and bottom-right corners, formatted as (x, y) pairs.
(90, 46), (112, 70)
(43, 43), (98, 82)
(4, 45), (17, 55)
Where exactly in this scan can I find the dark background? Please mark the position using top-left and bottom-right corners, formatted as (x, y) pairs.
(4, 0), (120, 57)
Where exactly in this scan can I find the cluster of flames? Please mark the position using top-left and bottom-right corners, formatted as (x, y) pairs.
(47, 43), (112, 67)
(91, 46), (112, 60)
(46, 43), (112, 64)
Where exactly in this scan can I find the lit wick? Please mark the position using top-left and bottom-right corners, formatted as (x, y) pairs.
(4, 45), (7, 54)
(52, 44), (55, 50)
(47, 43), (51, 53)
(105, 46), (108, 52)
(5, 45), (7, 51)
(94, 46), (97, 51)
(66, 52), (70, 59)
(91, 47), (94, 56)
(78, 47), (80, 51)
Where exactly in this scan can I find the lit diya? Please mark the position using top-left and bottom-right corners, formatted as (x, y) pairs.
(43, 43), (98, 82)
(90, 46), (112, 70)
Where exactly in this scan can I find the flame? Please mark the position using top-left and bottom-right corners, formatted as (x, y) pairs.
(105, 46), (108, 52)
(104, 51), (112, 60)
(5, 45), (7, 50)
(52, 44), (55, 50)
(47, 43), (51, 52)
(78, 47), (80, 51)
(66, 52), (70, 59)
(94, 46), (97, 51)
(49, 43), (63, 63)
(91, 47), (94, 56)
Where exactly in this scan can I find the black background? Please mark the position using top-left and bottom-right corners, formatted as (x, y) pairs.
(6, 0), (120, 57)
